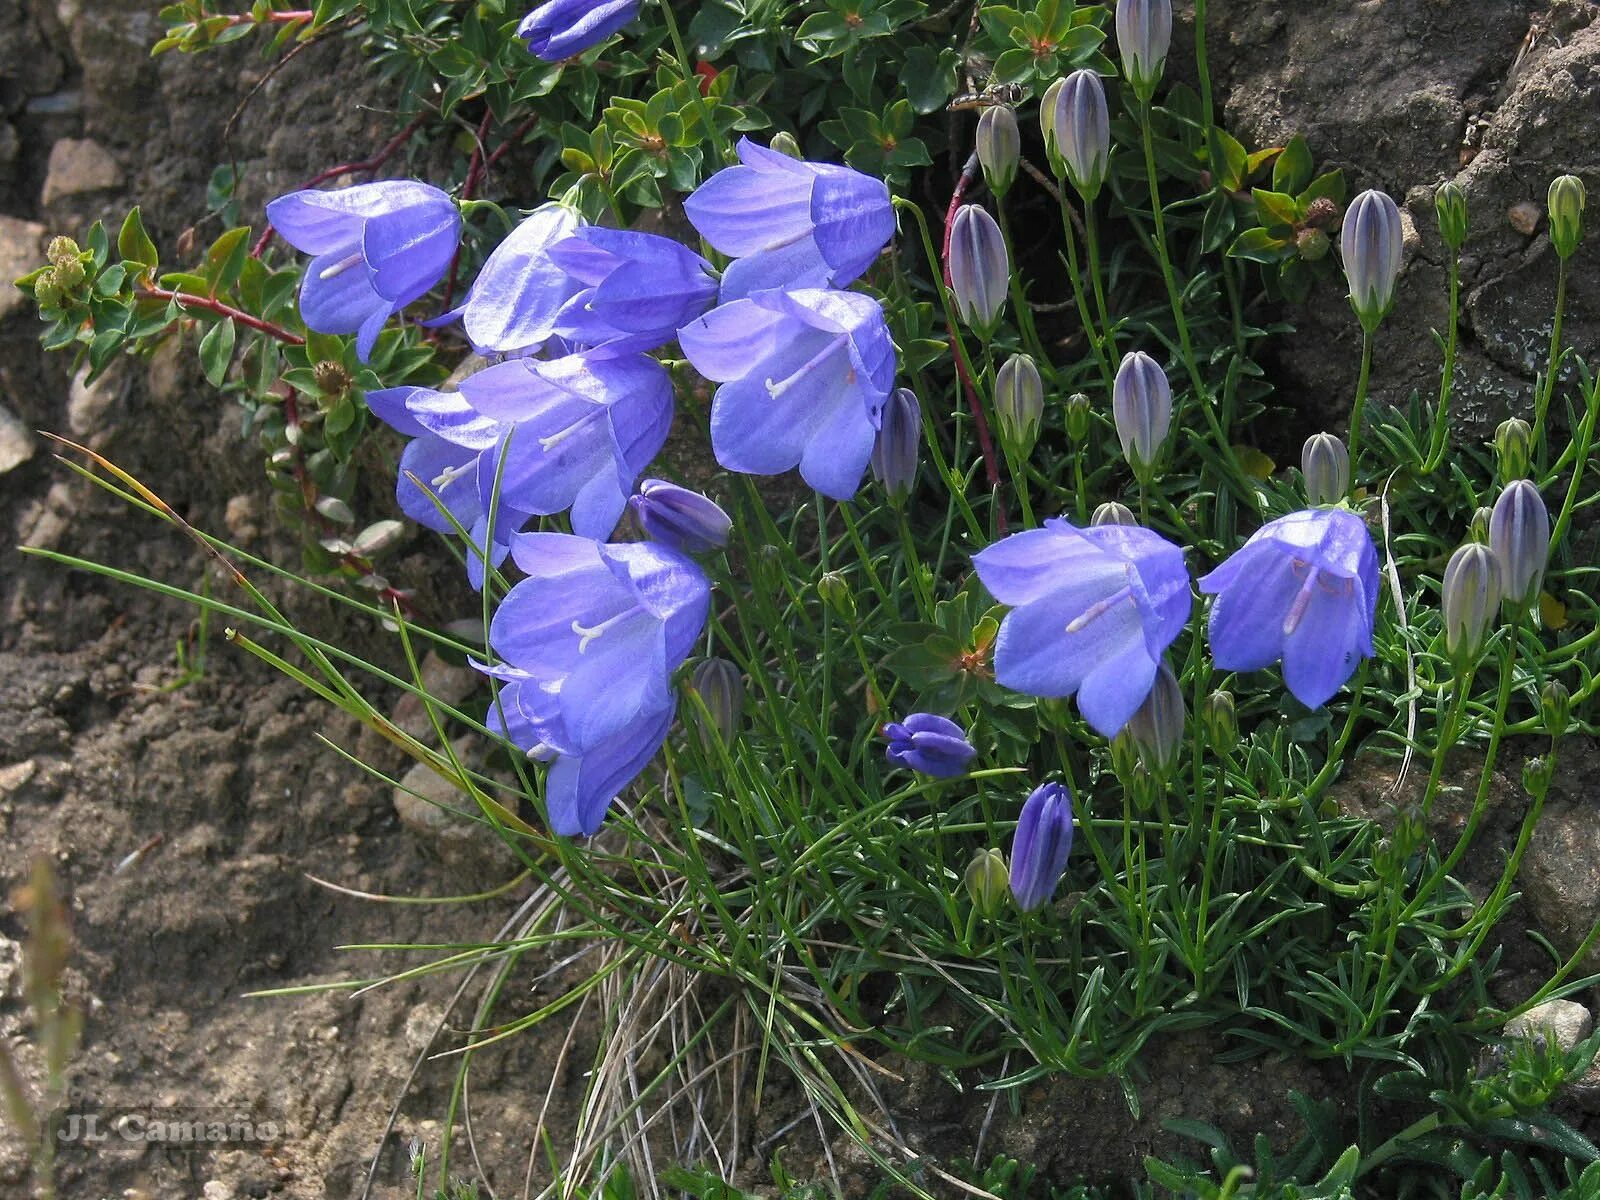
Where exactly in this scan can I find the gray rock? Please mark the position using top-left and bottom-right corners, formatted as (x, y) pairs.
(392, 741), (503, 878)
(0, 404), (36, 475)
(0, 215), (47, 324)
(40, 136), (124, 206)
(67, 359), (126, 440)
(1504, 999), (1593, 1053)
(389, 651), (482, 741)
(1525, 743), (1600, 974)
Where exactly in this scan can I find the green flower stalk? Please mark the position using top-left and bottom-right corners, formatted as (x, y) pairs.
(1423, 182), (1468, 473)
(1534, 175), (1584, 450)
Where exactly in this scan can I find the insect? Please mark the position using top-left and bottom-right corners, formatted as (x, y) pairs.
(947, 81), (1028, 112)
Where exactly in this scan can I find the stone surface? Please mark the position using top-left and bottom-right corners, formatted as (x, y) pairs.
(40, 136), (124, 206)
(0, 215), (47, 324)
(1524, 743), (1600, 974)
(0, 404), (35, 474)
(389, 651), (482, 741)
(66, 359), (125, 440)
(391, 740), (504, 877)
(1503, 999), (1594, 1052)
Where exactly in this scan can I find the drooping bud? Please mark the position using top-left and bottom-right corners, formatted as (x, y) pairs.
(1301, 432), (1350, 504)
(1435, 181), (1468, 252)
(884, 712), (977, 778)
(1091, 500), (1137, 527)
(1122, 658), (1185, 779)
(690, 657), (744, 745)
(948, 204), (1009, 336)
(1112, 350), (1171, 480)
(1341, 189), (1404, 333)
(1469, 505), (1493, 543)
(1009, 781), (1074, 913)
(995, 353), (1044, 456)
(817, 570), (856, 620)
(977, 105), (1020, 197)
(628, 480), (732, 554)
(1065, 392), (1091, 443)
(768, 131), (803, 159)
(1441, 542), (1501, 669)
(1042, 70), (1110, 200)
(1201, 690), (1236, 749)
(1114, 0), (1172, 102)
(964, 848), (1010, 917)
(1489, 479), (1551, 613)
(1541, 680), (1571, 739)
(870, 387), (921, 505)
(1494, 417), (1532, 482)
(1548, 174), (1586, 260)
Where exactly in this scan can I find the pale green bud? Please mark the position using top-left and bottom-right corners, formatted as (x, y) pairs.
(1548, 175), (1585, 259)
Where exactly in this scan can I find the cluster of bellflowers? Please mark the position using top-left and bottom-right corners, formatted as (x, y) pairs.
(268, 135), (898, 837)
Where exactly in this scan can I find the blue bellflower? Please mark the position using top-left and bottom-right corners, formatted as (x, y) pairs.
(366, 385), (526, 590)
(267, 181), (460, 360)
(460, 352), (674, 541)
(548, 227), (718, 354)
(685, 138), (895, 302)
(1199, 508), (1379, 709)
(679, 288), (896, 500)
(628, 480), (732, 554)
(1010, 781), (1074, 912)
(518, 0), (639, 60)
(973, 519), (1191, 737)
(437, 204), (584, 356)
(487, 532), (709, 835)
(883, 713), (977, 778)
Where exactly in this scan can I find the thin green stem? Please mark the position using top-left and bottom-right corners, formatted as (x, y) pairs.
(1348, 329), (1374, 478)
(1532, 258), (1568, 455)
(1058, 193), (1114, 389)
(657, 0), (731, 167)
(1083, 203), (1115, 360)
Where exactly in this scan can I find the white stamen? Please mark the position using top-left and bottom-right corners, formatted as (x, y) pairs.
(318, 252), (365, 281)
(570, 609), (633, 654)
(1066, 584), (1135, 634)
(765, 334), (849, 400)
(1282, 563), (1319, 636)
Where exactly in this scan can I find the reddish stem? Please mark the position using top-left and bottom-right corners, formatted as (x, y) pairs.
(220, 9), (314, 24)
(251, 115), (428, 258)
(941, 151), (1005, 531)
(136, 287), (305, 344)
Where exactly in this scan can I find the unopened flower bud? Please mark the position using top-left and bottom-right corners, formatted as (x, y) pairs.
(690, 657), (744, 744)
(995, 353), (1044, 456)
(1494, 417), (1532, 482)
(1341, 189), (1404, 333)
(314, 360), (353, 397)
(1523, 755), (1555, 798)
(1548, 174), (1585, 260)
(46, 236), (80, 269)
(1009, 781), (1074, 912)
(1112, 350), (1171, 480)
(1065, 392), (1091, 443)
(1441, 542), (1501, 669)
(1042, 70), (1110, 199)
(1541, 680), (1571, 739)
(1301, 433), (1349, 505)
(948, 204), (1009, 336)
(1124, 659), (1184, 778)
(768, 131), (803, 159)
(965, 848), (1010, 918)
(32, 273), (64, 309)
(977, 105), (1020, 197)
(1091, 500), (1136, 527)
(53, 257), (86, 291)
(1201, 690), (1236, 749)
(1296, 227), (1330, 262)
(629, 480), (732, 554)
(1435, 181), (1468, 252)
(818, 570), (855, 619)
(1469, 505), (1493, 543)
(1489, 479), (1550, 613)
(1115, 0), (1171, 102)
(871, 387), (921, 505)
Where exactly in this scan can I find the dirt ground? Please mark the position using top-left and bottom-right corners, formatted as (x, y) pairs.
(2, 2), (1599, 1197)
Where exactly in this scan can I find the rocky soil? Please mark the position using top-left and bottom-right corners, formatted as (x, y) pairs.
(1, 1), (1598, 1198)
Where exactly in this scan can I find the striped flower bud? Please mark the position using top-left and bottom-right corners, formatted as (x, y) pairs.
(964, 848), (1010, 917)
(629, 480), (731, 554)
(1065, 392), (1091, 442)
(1541, 681), (1571, 738)
(1043, 70), (1110, 200)
(1115, 0), (1171, 102)
(690, 657), (744, 745)
(1494, 417), (1532, 482)
(1009, 781), (1074, 912)
(1201, 690), (1236, 749)
(1091, 500), (1137, 527)
(1112, 350), (1171, 479)
(1301, 432), (1350, 505)
(995, 353), (1044, 456)
(1469, 505), (1493, 543)
(1441, 542), (1501, 669)
(1122, 658), (1185, 779)
(948, 205), (1009, 336)
(1548, 175), (1586, 260)
(1489, 480), (1550, 613)
(977, 105), (1020, 197)
(1341, 189), (1404, 333)
(870, 387), (921, 505)
(1435, 181), (1468, 252)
